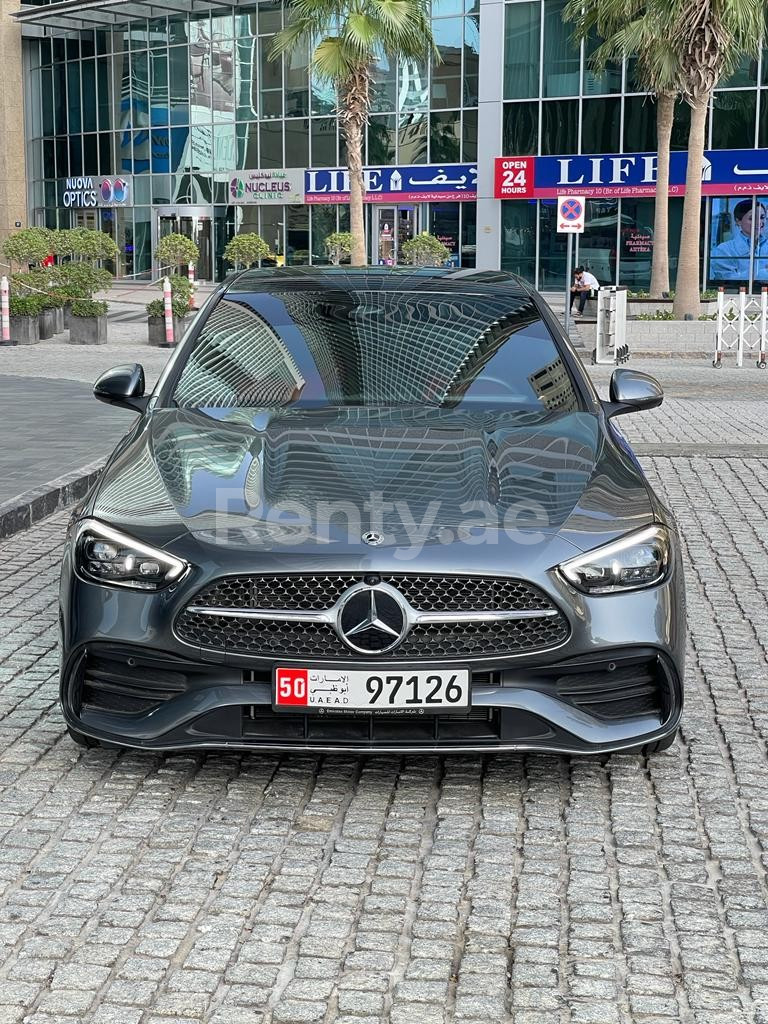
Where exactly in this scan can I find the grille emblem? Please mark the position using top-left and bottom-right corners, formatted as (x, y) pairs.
(336, 584), (408, 654)
(362, 531), (383, 546)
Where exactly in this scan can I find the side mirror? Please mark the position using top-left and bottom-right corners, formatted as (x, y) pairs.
(93, 363), (148, 413)
(604, 368), (663, 418)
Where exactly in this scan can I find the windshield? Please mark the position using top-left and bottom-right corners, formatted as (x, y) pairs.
(171, 288), (584, 415)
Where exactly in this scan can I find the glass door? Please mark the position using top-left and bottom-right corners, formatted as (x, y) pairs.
(154, 207), (213, 281)
(371, 205), (419, 265)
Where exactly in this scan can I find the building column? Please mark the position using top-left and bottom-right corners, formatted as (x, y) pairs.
(475, 0), (504, 271)
(0, 3), (26, 246)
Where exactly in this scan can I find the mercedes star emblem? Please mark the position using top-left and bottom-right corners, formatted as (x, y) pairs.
(336, 583), (408, 654)
(362, 531), (384, 546)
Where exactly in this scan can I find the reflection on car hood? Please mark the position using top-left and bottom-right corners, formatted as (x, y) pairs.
(90, 406), (654, 552)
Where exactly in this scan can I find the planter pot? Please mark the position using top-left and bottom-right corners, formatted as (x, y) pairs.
(9, 314), (39, 345)
(148, 315), (187, 347)
(68, 314), (107, 345)
(39, 308), (56, 340)
(54, 306), (65, 334)
(627, 298), (719, 317)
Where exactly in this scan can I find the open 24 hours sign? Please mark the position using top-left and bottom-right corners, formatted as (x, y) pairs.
(495, 150), (768, 199)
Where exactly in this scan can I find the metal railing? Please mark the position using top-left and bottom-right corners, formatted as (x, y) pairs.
(713, 287), (768, 369)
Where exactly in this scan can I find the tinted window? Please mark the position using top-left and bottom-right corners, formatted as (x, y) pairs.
(172, 288), (583, 415)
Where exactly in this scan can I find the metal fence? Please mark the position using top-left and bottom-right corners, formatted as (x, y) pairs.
(714, 287), (768, 369)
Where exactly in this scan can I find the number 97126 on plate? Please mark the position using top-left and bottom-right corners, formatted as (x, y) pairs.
(274, 667), (470, 712)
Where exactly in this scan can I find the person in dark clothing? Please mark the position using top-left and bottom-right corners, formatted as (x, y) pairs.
(570, 268), (590, 315)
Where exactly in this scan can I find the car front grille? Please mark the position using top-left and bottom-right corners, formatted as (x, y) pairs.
(175, 573), (570, 660)
(194, 573), (554, 613)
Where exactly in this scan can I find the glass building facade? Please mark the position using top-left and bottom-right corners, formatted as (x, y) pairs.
(22, 0), (480, 281)
(15, 0), (768, 288)
(499, 0), (768, 291)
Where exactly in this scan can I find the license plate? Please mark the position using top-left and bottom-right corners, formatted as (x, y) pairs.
(273, 666), (470, 712)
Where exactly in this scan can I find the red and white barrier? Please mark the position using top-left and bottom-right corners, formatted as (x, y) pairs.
(187, 261), (197, 310)
(1, 276), (10, 344)
(163, 276), (174, 346)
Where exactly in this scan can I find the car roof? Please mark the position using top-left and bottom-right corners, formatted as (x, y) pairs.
(224, 266), (533, 298)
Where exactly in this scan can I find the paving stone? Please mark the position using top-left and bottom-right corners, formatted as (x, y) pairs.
(0, 362), (768, 1022)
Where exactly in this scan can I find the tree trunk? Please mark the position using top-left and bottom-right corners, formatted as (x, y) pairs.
(673, 95), (709, 320)
(340, 70), (369, 267)
(649, 92), (675, 299)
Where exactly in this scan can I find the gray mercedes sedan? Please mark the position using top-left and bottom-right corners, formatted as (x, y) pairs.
(59, 268), (684, 755)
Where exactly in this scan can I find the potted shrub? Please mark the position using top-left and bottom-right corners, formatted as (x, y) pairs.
(2, 227), (53, 271)
(53, 264), (113, 327)
(156, 233), (200, 277)
(400, 232), (451, 268)
(146, 296), (190, 346)
(145, 274), (193, 346)
(223, 233), (272, 270)
(324, 231), (354, 266)
(47, 288), (69, 334)
(68, 299), (108, 345)
(38, 295), (59, 340)
(8, 295), (42, 345)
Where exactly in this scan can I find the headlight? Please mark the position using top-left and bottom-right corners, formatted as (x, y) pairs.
(75, 520), (188, 591)
(556, 525), (671, 594)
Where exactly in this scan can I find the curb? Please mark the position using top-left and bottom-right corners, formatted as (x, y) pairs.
(0, 459), (105, 540)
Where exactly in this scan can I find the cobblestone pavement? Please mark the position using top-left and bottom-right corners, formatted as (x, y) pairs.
(1, 364), (768, 1024)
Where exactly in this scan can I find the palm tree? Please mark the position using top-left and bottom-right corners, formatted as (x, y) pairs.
(670, 0), (763, 318)
(271, 0), (438, 267)
(563, 0), (680, 299)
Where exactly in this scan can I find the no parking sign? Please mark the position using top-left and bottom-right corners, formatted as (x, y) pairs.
(557, 195), (586, 233)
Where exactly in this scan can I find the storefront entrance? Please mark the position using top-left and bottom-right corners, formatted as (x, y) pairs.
(154, 207), (213, 281)
(370, 206), (419, 266)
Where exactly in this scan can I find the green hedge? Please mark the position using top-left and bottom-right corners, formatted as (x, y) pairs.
(70, 299), (108, 318)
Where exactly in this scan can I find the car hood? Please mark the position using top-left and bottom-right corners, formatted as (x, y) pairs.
(89, 406), (654, 557)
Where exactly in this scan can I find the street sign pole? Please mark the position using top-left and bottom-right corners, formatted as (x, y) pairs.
(564, 233), (573, 336)
(556, 194), (586, 338)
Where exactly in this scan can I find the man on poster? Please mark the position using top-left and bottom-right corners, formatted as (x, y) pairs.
(710, 199), (768, 281)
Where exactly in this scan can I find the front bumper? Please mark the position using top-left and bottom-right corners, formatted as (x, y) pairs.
(60, 641), (682, 754)
(60, 539), (685, 754)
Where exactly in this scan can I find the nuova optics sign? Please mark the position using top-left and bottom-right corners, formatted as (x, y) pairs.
(60, 177), (133, 208)
(228, 168), (305, 205)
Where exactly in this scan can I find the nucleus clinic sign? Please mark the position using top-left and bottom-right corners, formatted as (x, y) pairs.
(494, 149), (768, 199)
(60, 177), (132, 208)
(305, 164), (478, 204)
(229, 168), (304, 205)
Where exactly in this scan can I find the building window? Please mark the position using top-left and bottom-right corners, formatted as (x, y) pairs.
(580, 199), (618, 284)
(430, 110), (461, 162)
(711, 90), (757, 149)
(540, 99), (578, 155)
(368, 114), (396, 164)
(542, 0), (579, 98)
(623, 96), (657, 152)
(501, 199), (536, 282)
(504, 2), (540, 101)
(432, 18), (463, 109)
(581, 97), (620, 153)
(462, 108), (477, 160)
(618, 198), (655, 290)
(502, 101), (538, 155)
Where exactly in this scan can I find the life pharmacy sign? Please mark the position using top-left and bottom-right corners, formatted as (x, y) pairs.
(61, 177), (132, 209)
(305, 163), (478, 203)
